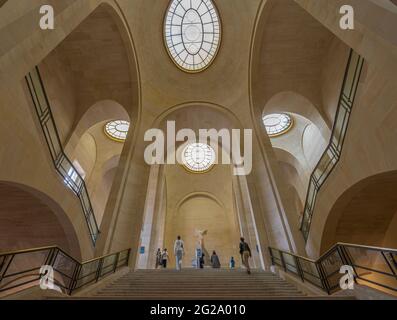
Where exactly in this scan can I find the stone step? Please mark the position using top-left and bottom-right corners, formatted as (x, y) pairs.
(97, 288), (301, 292)
(81, 269), (308, 299)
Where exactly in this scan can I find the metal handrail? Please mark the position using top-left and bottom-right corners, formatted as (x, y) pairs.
(269, 243), (397, 295)
(25, 67), (100, 245)
(300, 50), (365, 241)
(0, 246), (131, 296)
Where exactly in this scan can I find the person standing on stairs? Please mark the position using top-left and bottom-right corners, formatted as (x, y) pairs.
(211, 251), (221, 268)
(239, 237), (252, 274)
(161, 248), (169, 268)
(155, 248), (162, 269)
(229, 256), (235, 269)
(174, 235), (185, 271)
(199, 253), (205, 269)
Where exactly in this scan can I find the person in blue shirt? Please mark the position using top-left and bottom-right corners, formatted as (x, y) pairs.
(229, 256), (235, 269)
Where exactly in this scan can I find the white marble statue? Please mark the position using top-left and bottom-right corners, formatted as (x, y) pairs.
(195, 229), (207, 249)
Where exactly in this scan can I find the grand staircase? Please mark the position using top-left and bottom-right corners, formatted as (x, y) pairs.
(80, 269), (308, 299)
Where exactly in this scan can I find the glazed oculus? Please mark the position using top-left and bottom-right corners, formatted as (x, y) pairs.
(164, 0), (221, 72)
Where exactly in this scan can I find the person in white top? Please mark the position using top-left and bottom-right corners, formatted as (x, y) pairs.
(174, 235), (185, 271)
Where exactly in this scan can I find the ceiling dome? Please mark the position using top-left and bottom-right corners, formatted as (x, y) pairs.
(104, 120), (130, 142)
(164, 0), (221, 73)
(262, 113), (293, 137)
(182, 143), (216, 173)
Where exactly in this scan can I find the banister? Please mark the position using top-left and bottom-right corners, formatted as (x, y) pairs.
(25, 67), (100, 246)
(269, 243), (397, 295)
(300, 50), (365, 241)
(0, 245), (131, 296)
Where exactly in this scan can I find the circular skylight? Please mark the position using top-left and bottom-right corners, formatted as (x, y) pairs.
(104, 120), (130, 142)
(263, 113), (293, 137)
(164, 0), (221, 73)
(182, 143), (216, 173)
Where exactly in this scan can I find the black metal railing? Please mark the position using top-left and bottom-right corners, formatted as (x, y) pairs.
(269, 243), (397, 295)
(300, 50), (365, 240)
(0, 246), (130, 296)
(25, 67), (100, 245)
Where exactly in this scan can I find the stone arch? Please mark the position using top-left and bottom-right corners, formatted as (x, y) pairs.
(67, 99), (130, 165)
(62, 98), (131, 228)
(175, 192), (225, 216)
(269, 112), (327, 188)
(166, 191), (238, 267)
(273, 147), (306, 176)
(0, 181), (82, 259)
(152, 101), (244, 130)
(65, 99), (130, 155)
(149, 102), (247, 171)
(143, 103), (249, 267)
(249, 0), (345, 148)
(263, 91), (330, 140)
(320, 171), (397, 253)
(38, 2), (140, 148)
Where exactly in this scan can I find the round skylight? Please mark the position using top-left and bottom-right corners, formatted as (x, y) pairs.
(182, 143), (216, 173)
(164, 0), (221, 73)
(104, 120), (130, 142)
(263, 113), (293, 137)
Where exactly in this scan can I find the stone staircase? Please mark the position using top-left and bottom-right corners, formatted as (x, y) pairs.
(81, 268), (308, 299)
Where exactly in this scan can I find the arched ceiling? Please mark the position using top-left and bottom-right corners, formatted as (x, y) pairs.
(119, 0), (261, 121)
(42, 4), (137, 121)
(321, 172), (397, 253)
(251, 0), (338, 129)
(0, 182), (81, 258)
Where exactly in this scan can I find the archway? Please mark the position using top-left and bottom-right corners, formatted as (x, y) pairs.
(165, 192), (239, 268)
(137, 103), (264, 269)
(39, 3), (140, 148)
(0, 181), (81, 259)
(267, 112), (328, 206)
(65, 100), (131, 155)
(57, 89), (132, 226)
(263, 91), (330, 140)
(250, 0), (350, 152)
(320, 171), (397, 253)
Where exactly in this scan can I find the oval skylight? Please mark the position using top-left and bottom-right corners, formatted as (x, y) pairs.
(182, 143), (216, 173)
(164, 0), (221, 73)
(104, 120), (130, 142)
(263, 113), (293, 137)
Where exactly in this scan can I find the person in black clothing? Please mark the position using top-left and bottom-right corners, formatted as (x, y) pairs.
(155, 248), (162, 269)
(239, 237), (252, 274)
(199, 253), (205, 269)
